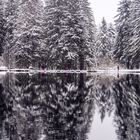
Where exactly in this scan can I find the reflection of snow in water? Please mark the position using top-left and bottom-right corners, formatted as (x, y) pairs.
(88, 107), (117, 140)
(39, 134), (46, 140)
(0, 73), (139, 139)
(0, 65), (140, 74)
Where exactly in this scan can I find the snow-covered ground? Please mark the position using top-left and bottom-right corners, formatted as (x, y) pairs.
(0, 66), (8, 70)
(0, 66), (140, 74)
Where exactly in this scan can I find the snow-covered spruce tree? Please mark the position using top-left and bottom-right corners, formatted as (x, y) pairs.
(80, 0), (96, 67)
(107, 23), (116, 57)
(12, 0), (44, 68)
(126, 0), (140, 68)
(114, 0), (131, 68)
(0, 1), (5, 56)
(3, 0), (18, 68)
(44, 0), (96, 69)
(94, 19), (116, 67)
(43, 0), (69, 69)
(95, 18), (114, 58)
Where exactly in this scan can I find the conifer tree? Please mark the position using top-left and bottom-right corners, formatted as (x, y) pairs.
(12, 0), (44, 68)
(0, 1), (5, 56)
(107, 23), (116, 57)
(44, 0), (96, 69)
(114, 0), (131, 67)
(99, 18), (109, 56)
(3, 0), (18, 68)
(126, 0), (140, 68)
(95, 18), (115, 58)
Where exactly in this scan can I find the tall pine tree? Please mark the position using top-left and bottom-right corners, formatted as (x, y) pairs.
(3, 0), (18, 68)
(95, 18), (115, 58)
(127, 0), (140, 68)
(114, 0), (131, 68)
(0, 1), (5, 56)
(12, 0), (44, 68)
(44, 0), (96, 70)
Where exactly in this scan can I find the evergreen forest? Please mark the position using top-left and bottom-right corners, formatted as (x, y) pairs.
(0, 0), (139, 70)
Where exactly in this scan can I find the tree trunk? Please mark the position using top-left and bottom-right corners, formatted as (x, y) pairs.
(126, 60), (129, 69)
(67, 59), (72, 69)
(79, 53), (85, 70)
(78, 73), (84, 89)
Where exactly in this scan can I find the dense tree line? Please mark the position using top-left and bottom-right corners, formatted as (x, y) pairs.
(44, 0), (96, 69)
(0, 0), (140, 69)
(95, 0), (140, 69)
(3, 0), (19, 68)
(114, 0), (140, 69)
(94, 0), (140, 69)
(0, 0), (96, 69)
(3, 0), (44, 68)
(95, 18), (116, 66)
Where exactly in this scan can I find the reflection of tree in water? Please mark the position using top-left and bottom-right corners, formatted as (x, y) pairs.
(0, 83), (6, 139)
(0, 73), (95, 140)
(89, 75), (115, 121)
(85, 74), (140, 140)
(1, 74), (140, 140)
(113, 75), (140, 140)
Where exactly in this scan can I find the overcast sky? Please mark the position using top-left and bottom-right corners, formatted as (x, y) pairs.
(89, 0), (120, 24)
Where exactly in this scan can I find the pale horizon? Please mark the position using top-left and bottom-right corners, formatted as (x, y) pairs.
(89, 0), (120, 24)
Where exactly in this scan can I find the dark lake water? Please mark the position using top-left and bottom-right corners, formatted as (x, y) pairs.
(0, 73), (140, 140)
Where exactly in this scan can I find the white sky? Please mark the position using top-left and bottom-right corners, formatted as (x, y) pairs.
(89, 0), (120, 24)
(88, 109), (117, 140)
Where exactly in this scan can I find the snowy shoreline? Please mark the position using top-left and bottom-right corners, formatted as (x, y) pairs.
(0, 69), (140, 74)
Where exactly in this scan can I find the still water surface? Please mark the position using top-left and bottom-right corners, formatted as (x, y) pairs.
(0, 73), (140, 140)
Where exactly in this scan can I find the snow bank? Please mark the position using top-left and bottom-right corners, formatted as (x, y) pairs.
(0, 67), (140, 74)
